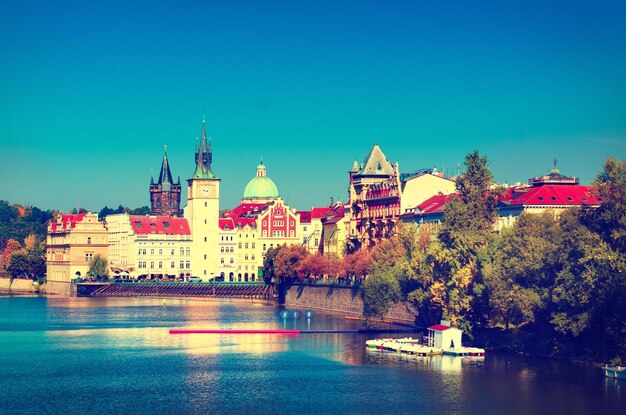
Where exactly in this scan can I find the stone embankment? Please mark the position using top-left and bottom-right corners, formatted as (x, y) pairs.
(0, 277), (45, 294)
(285, 283), (416, 324)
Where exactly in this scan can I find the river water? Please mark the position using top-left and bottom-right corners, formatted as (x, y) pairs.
(0, 296), (623, 415)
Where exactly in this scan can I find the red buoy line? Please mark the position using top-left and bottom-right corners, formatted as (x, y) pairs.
(169, 329), (300, 335)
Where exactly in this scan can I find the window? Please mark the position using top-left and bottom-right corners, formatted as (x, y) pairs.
(135, 221), (142, 228)
(170, 261), (175, 268)
(252, 243), (255, 249)
(221, 247), (224, 253)
(204, 237), (207, 242)
(150, 261), (154, 269)
(180, 261), (184, 269)
(245, 243), (248, 249)
(163, 222), (170, 229)
(158, 261), (162, 269)
(85, 253), (93, 261)
(138, 249), (142, 256)
(230, 258), (234, 264)
(205, 202), (207, 207)
(186, 248), (190, 256)
(304, 226), (307, 232)
(220, 258), (224, 264)
(143, 249), (147, 255)
(185, 261), (190, 269)
(252, 254), (255, 260)
(171, 249), (175, 255)
(158, 249), (162, 256)
(204, 254), (206, 260)
(150, 223), (156, 229)
(263, 244), (266, 251)
(290, 230), (294, 237)
(180, 248), (184, 256)
(238, 242), (242, 249)
(204, 219), (207, 224)
(150, 249), (154, 255)
(245, 255), (248, 260)
(87, 237), (92, 245)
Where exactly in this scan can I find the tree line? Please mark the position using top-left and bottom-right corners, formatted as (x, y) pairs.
(360, 153), (625, 363)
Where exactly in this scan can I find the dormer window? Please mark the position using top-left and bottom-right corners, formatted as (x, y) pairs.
(163, 221), (170, 228)
(537, 196), (544, 201)
(135, 221), (142, 228)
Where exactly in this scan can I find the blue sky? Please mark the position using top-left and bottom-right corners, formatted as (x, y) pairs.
(1, 0), (625, 212)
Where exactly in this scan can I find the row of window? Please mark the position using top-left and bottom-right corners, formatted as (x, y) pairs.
(138, 261), (191, 269)
(221, 247), (234, 253)
(138, 248), (191, 256)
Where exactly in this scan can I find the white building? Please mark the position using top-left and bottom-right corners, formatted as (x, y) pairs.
(106, 214), (192, 280)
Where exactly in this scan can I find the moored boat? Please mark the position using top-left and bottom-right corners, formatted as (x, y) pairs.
(603, 366), (626, 380)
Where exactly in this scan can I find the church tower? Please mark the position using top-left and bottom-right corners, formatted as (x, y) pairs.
(184, 117), (220, 279)
(149, 148), (182, 216)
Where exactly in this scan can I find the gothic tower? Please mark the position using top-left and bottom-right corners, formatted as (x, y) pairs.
(184, 117), (220, 279)
(150, 148), (182, 216)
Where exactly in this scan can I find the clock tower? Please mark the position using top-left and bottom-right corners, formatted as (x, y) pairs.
(184, 117), (220, 279)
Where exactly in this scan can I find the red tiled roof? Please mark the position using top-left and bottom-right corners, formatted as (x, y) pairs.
(502, 184), (599, 207)
(50, 213), (86, 233)
(224, 202), (273, 219)
(321, 205), (345, 225)
(232, 217), (257, 228)
(219, 218), (235, 230)
(297, 210), (312, 224)
(129, 216), (190, 235)
(428, 324), (451, 331)
(312, 207), (332, 219)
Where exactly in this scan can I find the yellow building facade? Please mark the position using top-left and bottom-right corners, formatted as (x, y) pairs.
(46, 212), (108, 295)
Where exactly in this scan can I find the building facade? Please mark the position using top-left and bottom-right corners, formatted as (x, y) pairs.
(107, 214), (192, 280)
(46, 212), (108, 295)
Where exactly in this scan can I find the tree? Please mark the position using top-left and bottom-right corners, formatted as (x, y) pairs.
(7, 252), (29, 278)
(424, 151), (500, 331)
(2, 239), (23, 269)
(274, 244), (309, 281)
(361, 267), (401, 319)
(130, 206), (150, 215)
(263, 247), (279, 284)
(582, 157), (626, 254)
(343, 249), (372, 280)
(483, 212), (559, 330)
(88, 254), (109, 279)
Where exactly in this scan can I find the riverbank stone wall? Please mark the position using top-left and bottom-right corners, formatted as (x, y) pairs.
(284, 283), (416, 323)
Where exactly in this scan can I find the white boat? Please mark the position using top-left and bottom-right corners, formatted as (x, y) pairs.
(603, 366), (626, 379)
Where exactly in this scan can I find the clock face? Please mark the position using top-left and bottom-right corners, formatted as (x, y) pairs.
(198, 185), (213, 197)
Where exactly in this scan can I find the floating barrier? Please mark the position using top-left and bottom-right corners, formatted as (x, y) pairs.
(169, 329), (300, 335)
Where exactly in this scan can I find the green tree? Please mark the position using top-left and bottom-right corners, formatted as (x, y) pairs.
(361, 266), (401, 319)
(263, 246), (279, 284)
(88, 254), (109, 280)
(582, 157), (626, 254)
(130, 206), (150, 215)
(7, 252), (29, 278)
(434, 151), (499, 331)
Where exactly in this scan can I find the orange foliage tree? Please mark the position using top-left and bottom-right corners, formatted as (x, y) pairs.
(2, 239), (23, 269)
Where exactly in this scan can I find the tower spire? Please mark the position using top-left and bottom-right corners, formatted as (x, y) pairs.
(191, 116), (217, 179)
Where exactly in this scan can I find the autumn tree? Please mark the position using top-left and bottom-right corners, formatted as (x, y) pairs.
(274, 244), (309, 281)
(343, 249), (372, 280)
(2, 239), (23, 269)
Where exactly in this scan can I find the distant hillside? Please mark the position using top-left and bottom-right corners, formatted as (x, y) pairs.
(0, 200), (54, 251)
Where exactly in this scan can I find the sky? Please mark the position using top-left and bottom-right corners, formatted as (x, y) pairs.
(1, 0), (625, 213)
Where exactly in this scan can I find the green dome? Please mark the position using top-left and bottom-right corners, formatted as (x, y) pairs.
(243, 161), (279, 199)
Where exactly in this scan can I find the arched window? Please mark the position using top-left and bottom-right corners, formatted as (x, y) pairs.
(180, 261), (184, 269)
(185, 261), (190, 269)
(186, 248), (190, 256)
(87, 237), (92, 245)
(150, 262), (154, 269)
